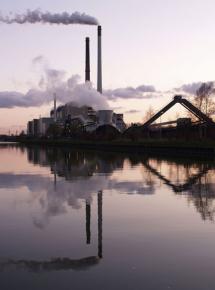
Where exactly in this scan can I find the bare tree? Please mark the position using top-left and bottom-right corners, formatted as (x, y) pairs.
(143, 106), (155, 123)
(187, 82), (215, 121)
(194, 82), (215, 116)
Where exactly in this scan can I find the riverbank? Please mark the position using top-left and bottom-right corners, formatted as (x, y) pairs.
(17, 138), (215, 158)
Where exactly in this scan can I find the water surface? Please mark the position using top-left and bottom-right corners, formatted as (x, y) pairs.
(0, 144), (215, 290)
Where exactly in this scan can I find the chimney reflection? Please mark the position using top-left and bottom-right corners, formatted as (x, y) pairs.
(25, 146), (215, 222)
(85, 191), (103, 258)
(98, 190), (103, 258)
(0, 190), (104, 272)
(86, 199), (91, 244)
(54, 161), (57, 191)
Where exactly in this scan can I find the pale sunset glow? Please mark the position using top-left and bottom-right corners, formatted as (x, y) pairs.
(1, 0), (215, 133)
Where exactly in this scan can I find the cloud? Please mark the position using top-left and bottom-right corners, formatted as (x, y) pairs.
(0, 55), (160, 109)
(110, 106), (123, 111)
(125, 109), (141, 114)
(0, 166), (155, 228)
(0, 56), (159, 109)
(32, 55), (45, 65)
(0, 57), (109, 110)
(3, 53), (215, 111)
(175, 81), (215, 95)
(104, 85), (156, 101)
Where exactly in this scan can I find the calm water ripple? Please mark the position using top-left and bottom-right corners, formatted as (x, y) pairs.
(0, 144), (215, 290)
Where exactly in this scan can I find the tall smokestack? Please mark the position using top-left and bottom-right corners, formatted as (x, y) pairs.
(97, 26), (102, 94)
(85, 37), (90, 82)
(54, 93), (57, 122)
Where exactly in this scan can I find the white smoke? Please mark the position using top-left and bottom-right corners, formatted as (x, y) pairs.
(0, 170), (154, 228)
(0, 80), (159, 108)
(0, 56), (160, 109)
(0, 56), (109, 110)
(0, 9), (99, 25)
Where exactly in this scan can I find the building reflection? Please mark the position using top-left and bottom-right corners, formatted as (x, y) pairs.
(0, 190), (103, 272)
(1, 146), (215, 271)
(25, 146), (215, 221)
(27, 147), (125, 179)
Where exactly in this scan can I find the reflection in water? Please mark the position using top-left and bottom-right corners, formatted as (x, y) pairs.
(0, 256), (100, 272)
(25, 146), (215, 221)
(2, 145), (215, 289)
(98, 191), (103, 259)
(143, 160), (211, 193)
(1, 145), (215, 275)
(186, 177), (215, 221)
(1, 146), (215, 224)
(0, 190), (103, 272)
(142, 159), (215, 221)
(86, 200), (91, 245)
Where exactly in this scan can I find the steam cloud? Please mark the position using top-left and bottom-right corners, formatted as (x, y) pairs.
(0, 9), (99, 25)
(0, 56), (109, 110)
(0, 56), (158, 109)
(0, 169), (155, 228)
(0, 82), (158, 109)
(0, 77), (109, 110)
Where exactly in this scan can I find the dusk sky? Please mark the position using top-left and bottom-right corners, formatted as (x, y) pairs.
(1, 0), (215, 133)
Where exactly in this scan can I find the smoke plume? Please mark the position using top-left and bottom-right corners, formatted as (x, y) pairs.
(0, 81), (159, 109)
(0, 9), (99, 25)
(0, 55), (160, 109)
(0, 56), (108, 110)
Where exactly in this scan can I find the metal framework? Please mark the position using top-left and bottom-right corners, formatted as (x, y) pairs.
(141, 95), (214, 129)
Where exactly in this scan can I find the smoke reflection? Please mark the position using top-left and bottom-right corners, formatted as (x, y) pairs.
(1, 145), (215, 224)
(1, 146), (215, 272)
(25, 146), (215, 222)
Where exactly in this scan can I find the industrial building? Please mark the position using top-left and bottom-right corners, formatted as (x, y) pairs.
(27, 121), (33, 136)
(38, 118), (54, 136)
(26, 25), (215, 141)
(50, 104), (126, 133)
(27, 26), (126, 137)
(49, 26), (126, 134)
(27, 118), (53, 137)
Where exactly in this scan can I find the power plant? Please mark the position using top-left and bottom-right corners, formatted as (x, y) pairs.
(26, 26), (215, 141)
(27, 25), (126, 138)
